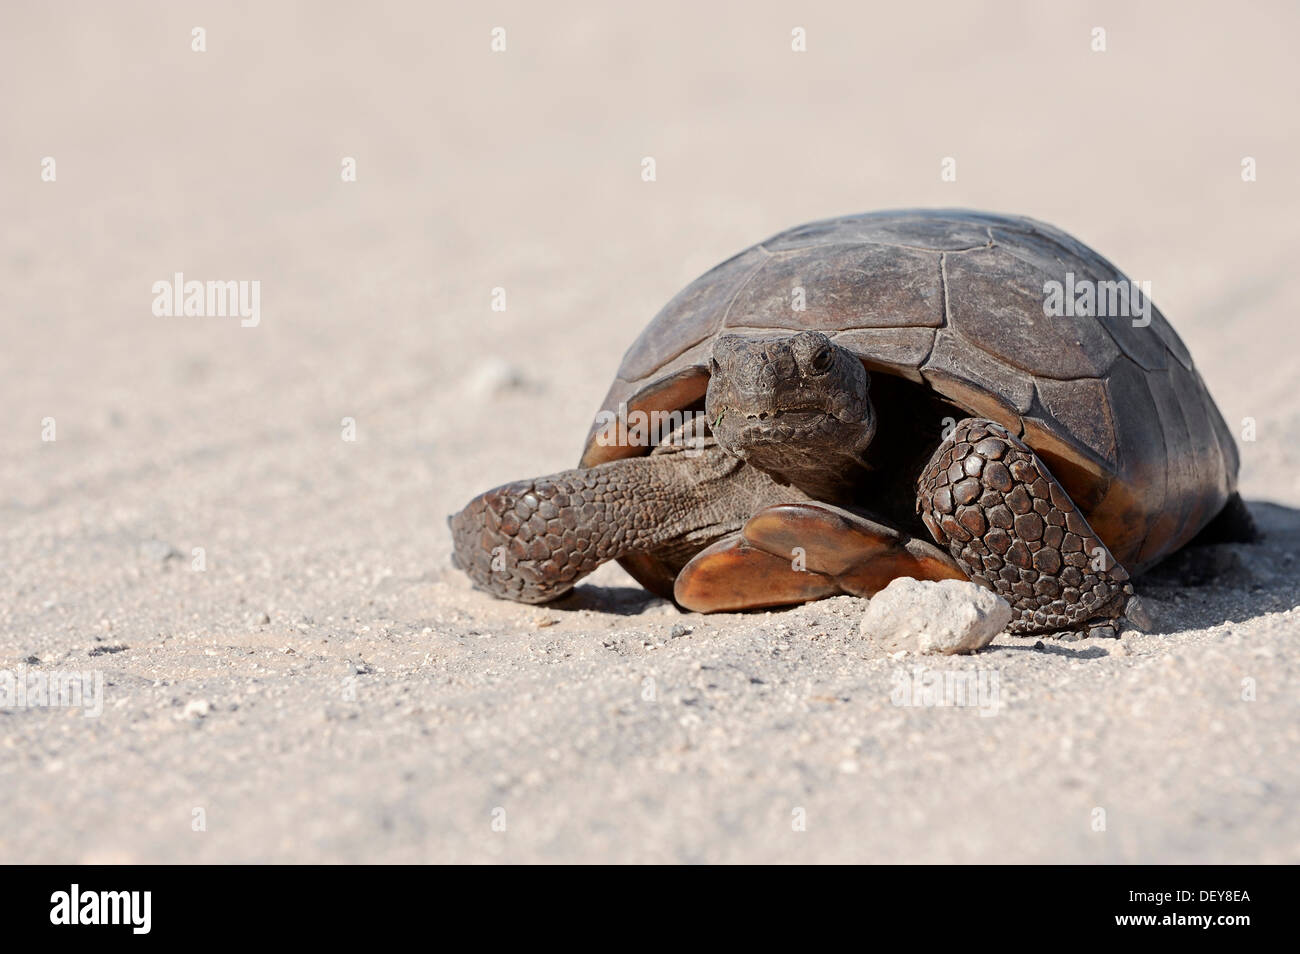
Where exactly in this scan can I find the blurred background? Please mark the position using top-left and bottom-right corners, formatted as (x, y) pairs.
(4, 2), (1298, 519)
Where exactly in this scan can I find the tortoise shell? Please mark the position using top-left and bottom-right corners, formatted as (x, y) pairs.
(580, 209), (1238, 580)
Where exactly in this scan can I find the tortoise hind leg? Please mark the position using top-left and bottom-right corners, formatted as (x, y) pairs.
(916, 418), (1133, 635)
(674, 501), (964, 612)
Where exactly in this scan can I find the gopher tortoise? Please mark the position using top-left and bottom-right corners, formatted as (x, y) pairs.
(450, 210), (1253, 634)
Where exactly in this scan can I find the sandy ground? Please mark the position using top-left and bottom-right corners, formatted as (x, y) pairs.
(2, 1), (1298, 863)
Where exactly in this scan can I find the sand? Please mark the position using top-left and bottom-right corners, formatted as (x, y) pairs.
(1, 0), (1297, 863)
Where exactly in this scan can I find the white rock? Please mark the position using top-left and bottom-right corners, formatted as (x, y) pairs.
(181, 699), (212, 719)
(859, 578), (1012, 655)
(465, 358), (527, 397)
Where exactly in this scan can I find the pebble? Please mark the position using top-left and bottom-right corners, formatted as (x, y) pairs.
(139, 539), (179, 562)
(859, 578), (1012, 655)
(466, 358), (528, 397)
(181, 699), (211, 719)
(1123, 596), (1154, 631)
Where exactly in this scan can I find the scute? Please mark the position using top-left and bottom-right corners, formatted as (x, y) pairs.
(989, 216), (1192, 373)
(922, 327), (1037, 419)
(1032, 378), (1117, 472)
(943, 247), (1122, 380)
(1088, 358), (1176, 565)
(583, 209), (1236, 567)
(725, 244), (944, 331)
(830, 328), (936, 382)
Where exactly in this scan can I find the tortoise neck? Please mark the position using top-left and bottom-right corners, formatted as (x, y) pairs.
(755, 454), (871, 506)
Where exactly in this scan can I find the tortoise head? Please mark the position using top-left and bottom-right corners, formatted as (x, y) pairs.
(705, 331), (876, 494)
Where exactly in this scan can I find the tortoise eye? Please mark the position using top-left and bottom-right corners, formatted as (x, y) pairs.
(810, 346), (833, 373)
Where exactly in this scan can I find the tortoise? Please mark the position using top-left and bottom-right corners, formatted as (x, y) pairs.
(450, 209), (1253, 634)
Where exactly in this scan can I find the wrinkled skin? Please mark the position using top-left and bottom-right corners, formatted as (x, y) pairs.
(450, 331), (1147, 633)
(706, 332), (875, 502)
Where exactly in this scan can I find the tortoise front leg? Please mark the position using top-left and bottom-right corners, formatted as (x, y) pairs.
(916, 418), (1133, 634)
(449, 446), (776, 604)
